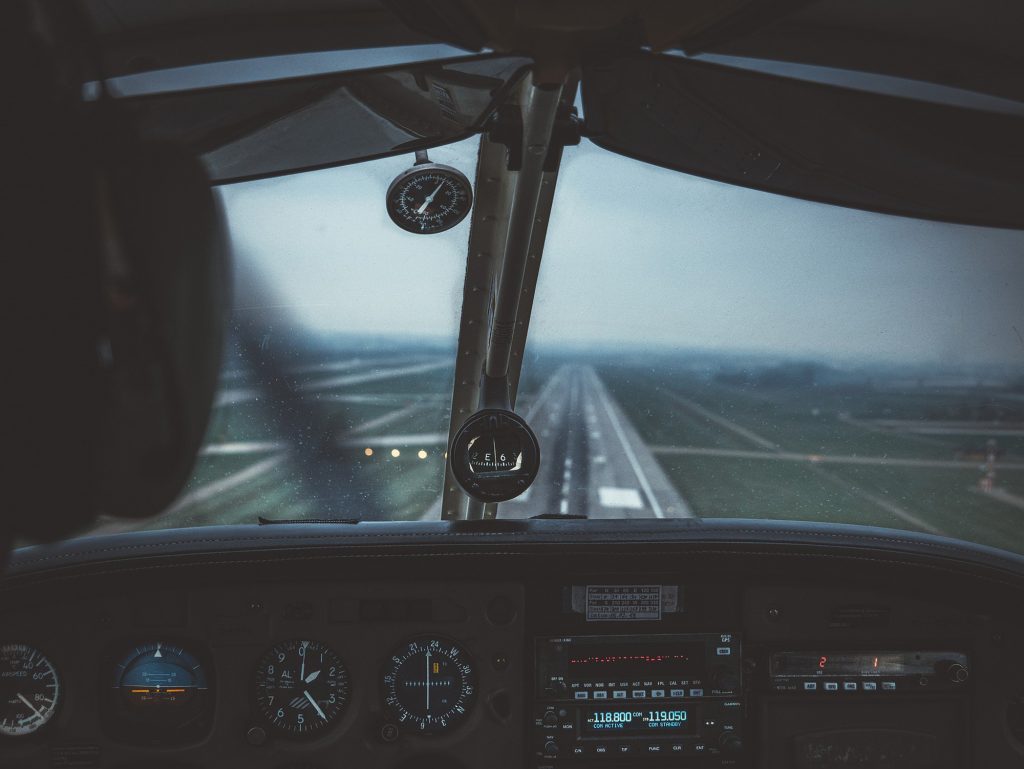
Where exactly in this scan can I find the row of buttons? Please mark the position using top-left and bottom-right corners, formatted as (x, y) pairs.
(565, 742), (702, 758)
(574, 688), (704, 701)
(803, 681), (897, 692)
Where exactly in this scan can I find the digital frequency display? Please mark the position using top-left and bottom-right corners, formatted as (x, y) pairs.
(567, 642), (705, 683)
(771, 652), (928, 678)
(584, 708), (691, 736)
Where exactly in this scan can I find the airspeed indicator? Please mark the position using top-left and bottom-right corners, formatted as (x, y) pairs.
(0, 644), (60, 737)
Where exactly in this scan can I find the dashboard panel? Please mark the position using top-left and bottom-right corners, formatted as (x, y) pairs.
(0, 579), (524, 768)
(2, 519), (1024, 768)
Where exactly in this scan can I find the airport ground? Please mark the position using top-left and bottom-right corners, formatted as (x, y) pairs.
(79, 346), (1024, 555)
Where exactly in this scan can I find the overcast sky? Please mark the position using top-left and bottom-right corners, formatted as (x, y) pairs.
(221, 137), (1024, 367)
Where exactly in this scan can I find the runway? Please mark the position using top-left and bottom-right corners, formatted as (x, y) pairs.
(502, 365), (693, 519)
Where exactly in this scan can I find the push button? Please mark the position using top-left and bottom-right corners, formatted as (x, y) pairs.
(669, 689), (685, 698)
(882, 681), (897, 691)
(689, 688), (704, 697)
(574, 691), (589, 700)
(613, 690), (627, 699)
(632, 690), (646, 699)
(593, 690), (608, 700)
(824, 682), (839, 692)
(862, 681), (877, 691)
(843, 682), (858, 692)
(651, 689), (665, 698)
(803, 681), (818, 691)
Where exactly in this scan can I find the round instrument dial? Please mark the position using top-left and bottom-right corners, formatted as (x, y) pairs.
(450, 409), (540, 502)
(383, 638), (476, 734)
(113, 642), (208, 710)
(103, 641), (213, 745)
(0, 644), (60, 737)
(386, 163), (473, 234)
(254, 640), (349, 736)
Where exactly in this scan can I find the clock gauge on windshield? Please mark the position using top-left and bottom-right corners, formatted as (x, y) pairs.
(386, 154), (473, 234)
(383, 638), (476, 734)
(254, 640), (350, 737)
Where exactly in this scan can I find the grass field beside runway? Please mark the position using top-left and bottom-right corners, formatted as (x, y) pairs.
(602, 370), (962, 461)
(657, 455), (898, 527)
(599, 361), (1024, 552)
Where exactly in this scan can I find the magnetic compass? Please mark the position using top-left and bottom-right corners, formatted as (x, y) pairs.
(450, 409), (540, 503)
(386, 153), (473, 234)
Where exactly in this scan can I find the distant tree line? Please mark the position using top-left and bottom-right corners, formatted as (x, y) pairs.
(715, 362), (825, 389)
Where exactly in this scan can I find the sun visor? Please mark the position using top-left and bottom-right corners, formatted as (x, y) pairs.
(583, 53), (1024, 229)
(680, 0), (1024, 104)
(112, 54), (529, 184)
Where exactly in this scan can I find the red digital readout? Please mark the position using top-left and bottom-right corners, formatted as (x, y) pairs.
(816, 655), (880, 671)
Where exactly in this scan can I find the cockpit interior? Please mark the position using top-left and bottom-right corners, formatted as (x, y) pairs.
(4, 1), (1024, 767)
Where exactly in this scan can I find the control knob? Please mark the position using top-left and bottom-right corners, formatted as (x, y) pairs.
(947, 663), (969, 684)
(719, 732), (744, 753)
(543, 740), (560, 756)
(711, 665), (740, 692)
(545, 681), (568, 697)
(542, 711), (559, 727)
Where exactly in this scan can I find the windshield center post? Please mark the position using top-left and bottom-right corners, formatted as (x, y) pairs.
(441, 71), (579, 521)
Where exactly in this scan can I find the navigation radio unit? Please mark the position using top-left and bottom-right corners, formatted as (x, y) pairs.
(534, 633), (744, 765)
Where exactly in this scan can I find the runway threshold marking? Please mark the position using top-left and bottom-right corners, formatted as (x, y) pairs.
(598, 487), (644, 509)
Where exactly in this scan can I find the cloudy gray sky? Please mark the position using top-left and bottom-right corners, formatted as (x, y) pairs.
(221, 137), (1024, 366)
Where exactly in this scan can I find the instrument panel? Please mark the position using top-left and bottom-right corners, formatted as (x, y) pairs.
(0, 581), (526, 768)
(2, 530), (1024, 769)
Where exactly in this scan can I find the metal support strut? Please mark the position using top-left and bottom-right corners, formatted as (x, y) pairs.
(485, 78), (563, 382)
(438, 70), (577, 521)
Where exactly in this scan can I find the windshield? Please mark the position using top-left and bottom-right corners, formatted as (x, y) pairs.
(507, 142), (1024, 551)
(77, 134), (1024, 554)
